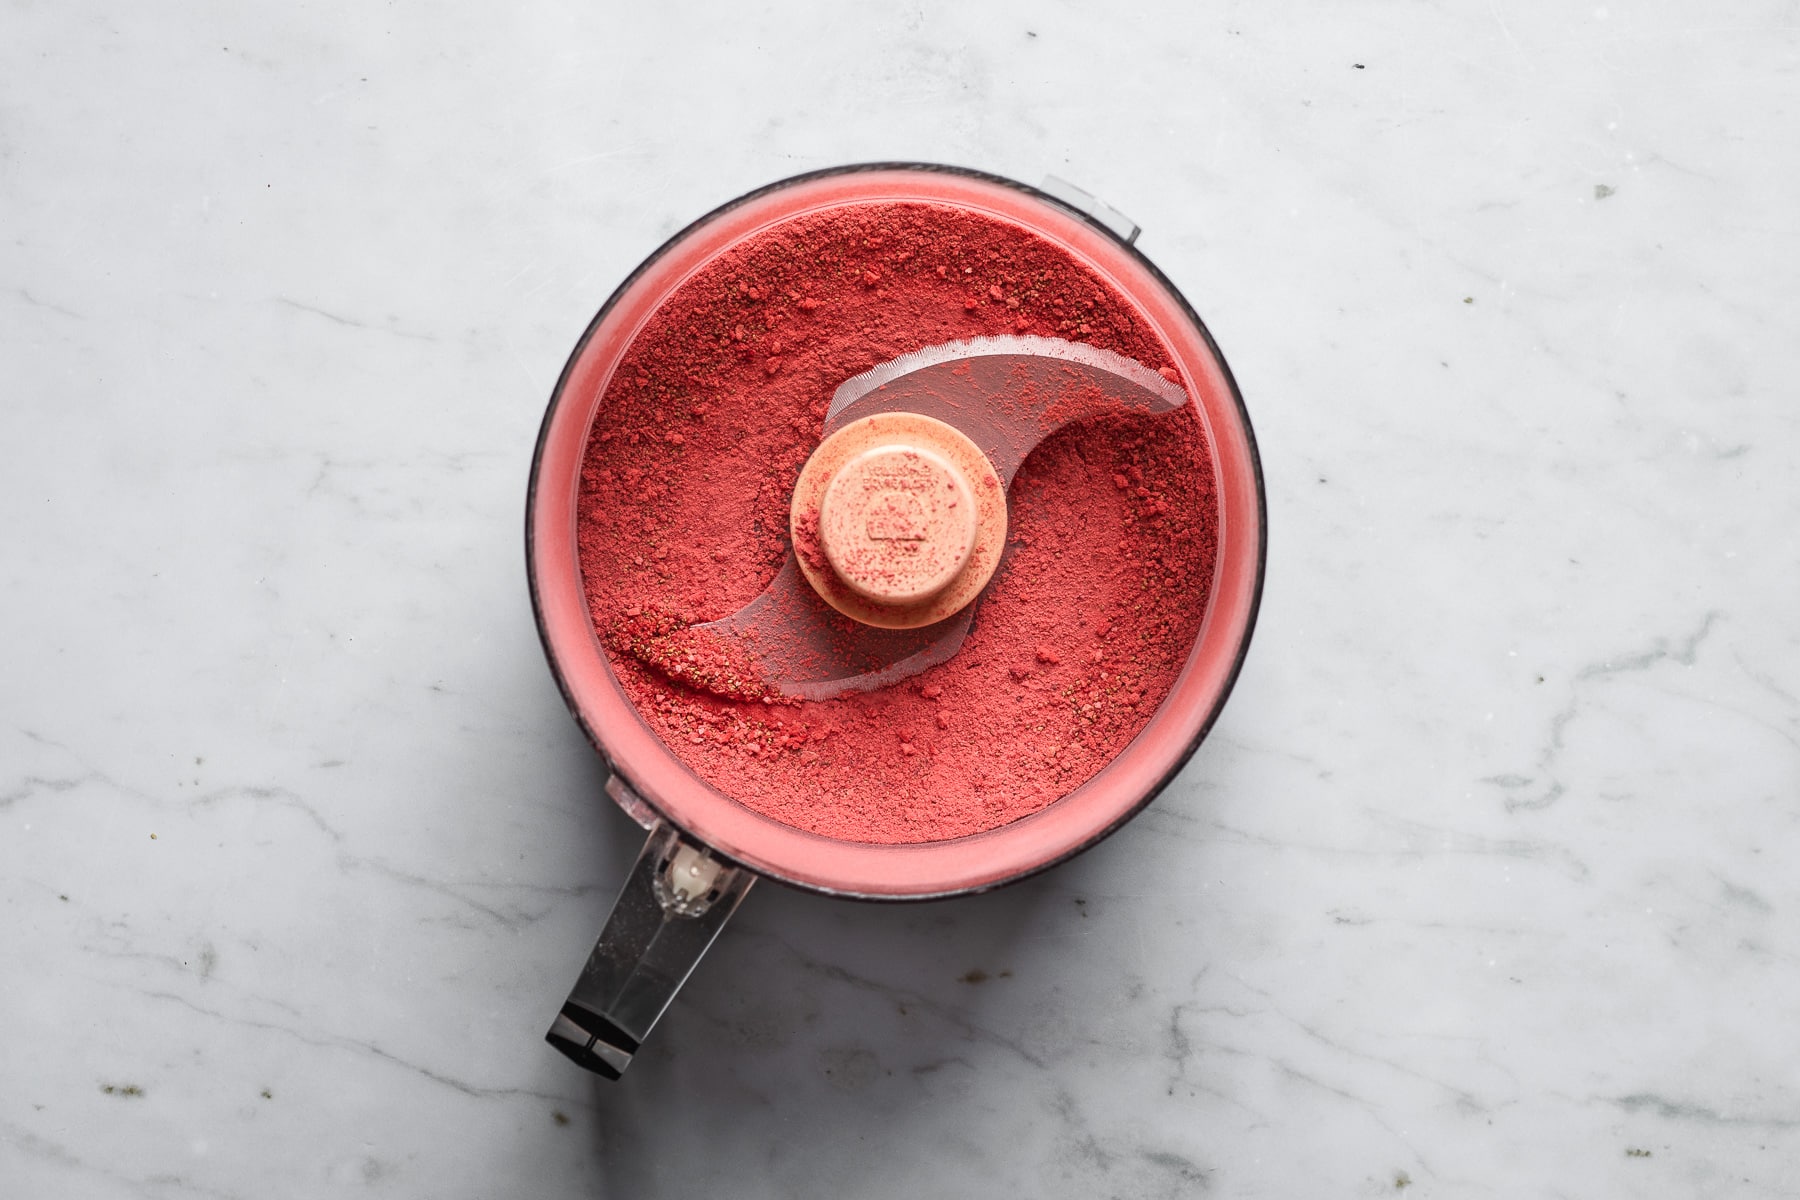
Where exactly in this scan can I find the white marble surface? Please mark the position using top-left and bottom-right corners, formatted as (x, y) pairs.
(5, 1), (1799, 1195)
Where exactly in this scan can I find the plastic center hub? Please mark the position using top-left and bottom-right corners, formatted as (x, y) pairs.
(790, 411), (1009, 630)
(818, 444), (977, 605)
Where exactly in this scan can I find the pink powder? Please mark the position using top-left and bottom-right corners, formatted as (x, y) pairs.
(576, 199), (1217, 844)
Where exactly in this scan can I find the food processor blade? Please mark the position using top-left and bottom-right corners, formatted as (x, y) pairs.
(662, 337), (1189, 698)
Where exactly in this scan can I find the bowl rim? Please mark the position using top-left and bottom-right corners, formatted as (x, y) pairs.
(526, 161), (1267, 900)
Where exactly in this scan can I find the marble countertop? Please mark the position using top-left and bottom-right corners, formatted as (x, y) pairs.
(6, 2), (1798, 1196)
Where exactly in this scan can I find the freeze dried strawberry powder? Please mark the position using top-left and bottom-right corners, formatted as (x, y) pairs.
(576, 199), (1218, 844)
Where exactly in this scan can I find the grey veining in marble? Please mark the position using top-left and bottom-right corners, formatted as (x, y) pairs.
(5, 1), (1799, 1196)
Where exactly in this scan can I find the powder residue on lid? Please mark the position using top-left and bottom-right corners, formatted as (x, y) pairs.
(576, 199), (1217, 844)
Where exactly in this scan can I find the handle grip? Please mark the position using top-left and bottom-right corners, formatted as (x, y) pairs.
(546, 819), (754, 1078)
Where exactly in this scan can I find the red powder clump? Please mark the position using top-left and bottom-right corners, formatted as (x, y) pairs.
(577, 200), (1217, 844)
(606, 608), (787, 704)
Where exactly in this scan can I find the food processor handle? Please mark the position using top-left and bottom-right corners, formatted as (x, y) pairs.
(545, 819), (754, 1078)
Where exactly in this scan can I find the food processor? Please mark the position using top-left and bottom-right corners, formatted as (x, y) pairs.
(528, 164), (1264, 1078)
